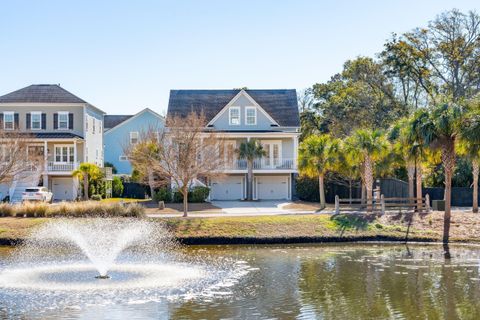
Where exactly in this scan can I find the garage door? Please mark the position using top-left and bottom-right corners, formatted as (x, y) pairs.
(52, 178), (74, 201)
(211, 176), (244, 200)
(257, 176), (288, 200)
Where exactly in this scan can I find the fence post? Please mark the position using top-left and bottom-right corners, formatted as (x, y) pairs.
(381, 194), (385, 214)
(425, 194), (430, 213)
(335, 195), (339, 214)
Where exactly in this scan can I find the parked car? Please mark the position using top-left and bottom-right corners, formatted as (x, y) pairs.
(22, 187), (53, 203)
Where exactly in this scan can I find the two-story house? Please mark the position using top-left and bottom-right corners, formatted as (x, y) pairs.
(167, 89), (300, 201)
(0, 84), (105, 201)
(104, 108), (165, 175)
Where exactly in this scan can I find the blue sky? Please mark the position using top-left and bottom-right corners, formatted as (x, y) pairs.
(0, 0), (478, 115)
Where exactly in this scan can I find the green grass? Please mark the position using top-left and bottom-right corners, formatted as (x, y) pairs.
(100, 198), (150, 203)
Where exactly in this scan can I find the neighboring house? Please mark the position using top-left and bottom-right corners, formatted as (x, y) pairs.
(167, 89), (300, 201)
(104, 108), (165, 175)
(0, 84), (105, 201)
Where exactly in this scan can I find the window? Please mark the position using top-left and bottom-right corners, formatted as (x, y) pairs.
(130, 132), (139, 144)
(54, 145), (74, 163)
(229, 107), (240, 125)
(119, 155), (128, 161)
(3, 112), (14, 130)
(85, 115), (88, 131)
(31, 112), (41, 130)
(245, 107), (257, 125)
(92, 118), (96, 133)
(58, 112), (68, 129)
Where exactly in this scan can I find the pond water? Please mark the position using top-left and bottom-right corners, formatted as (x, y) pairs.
(1, 243), (480, 319)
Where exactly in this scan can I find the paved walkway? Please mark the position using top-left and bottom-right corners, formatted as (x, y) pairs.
(147, 200), (322, 218)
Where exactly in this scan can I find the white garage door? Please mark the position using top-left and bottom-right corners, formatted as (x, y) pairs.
(257, 176), (289, 200)
(211, 176), (244, 200)
(52, 178), (74, 201)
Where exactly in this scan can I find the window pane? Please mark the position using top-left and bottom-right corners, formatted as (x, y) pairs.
(4, 113), (14, 130)
(55, 147), (61, 162)
(69, 147), (74, 162)
(230, 108), (240, 125)
(31, 113), (41, 129)
(59, 113), (68, 129)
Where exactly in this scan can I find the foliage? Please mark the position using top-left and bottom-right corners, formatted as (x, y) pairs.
(171, 186), (210, 203)
(236, 139), (266, 201)
(112, 176), (124, 197)
(153, 187), (172, 203)
(91, 194), (102, 201)
(104, 162), (118, 174)
(295, 176), (320, 202)
(72, 163), (104, 199)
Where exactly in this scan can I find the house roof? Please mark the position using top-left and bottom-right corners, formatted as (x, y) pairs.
(0, 84), (88, 104)
(4, 132), (84, 139)
(167, 89), (300, 127)
(104, 115), (134, 130)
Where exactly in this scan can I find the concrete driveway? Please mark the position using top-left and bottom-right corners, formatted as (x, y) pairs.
(211, 200), (296, 214)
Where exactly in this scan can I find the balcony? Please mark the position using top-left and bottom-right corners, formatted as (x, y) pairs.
(222, 158), (296, 171)
(47, 162), (79, 172)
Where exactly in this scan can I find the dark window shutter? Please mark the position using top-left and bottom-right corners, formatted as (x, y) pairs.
(68, 113), (74, 130)
(26, 113), (31, 129)
(14, 113), (19, 129)
(0, 113), (3, 128)
(41, 113), (46, 130)
(54, 113), (58, 129)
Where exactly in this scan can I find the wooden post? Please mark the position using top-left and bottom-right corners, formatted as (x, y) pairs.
(381, 194), (385, 214)
(335, 195), (339, 214)
(425, 194), (430, 213)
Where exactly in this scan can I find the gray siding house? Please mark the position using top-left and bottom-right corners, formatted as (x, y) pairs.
(0, 84), (105, 201)
(167, 89), (300, 201)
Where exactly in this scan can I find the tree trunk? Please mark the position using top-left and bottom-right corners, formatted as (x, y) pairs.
(442, 145), (455, 243)
(83, 173), (89, 200)
(148, 169), (155, 199)
(407, 162), (415, 204)
(318, 174), (325, 210)
(416, 164), (423, 211)
(247, 160), (253, 201)
(361, 183), (366, 206)
(364, 157), (374, 212)
(473, 159), (479, 213)
(182, 186), (188, 217)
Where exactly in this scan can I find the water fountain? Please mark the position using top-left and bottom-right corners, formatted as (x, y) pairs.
(0, 218), (248, 315)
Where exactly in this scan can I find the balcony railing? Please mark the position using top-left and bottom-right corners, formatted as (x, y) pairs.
(47, 162), (79, 172)
(222, 158), (296, 170)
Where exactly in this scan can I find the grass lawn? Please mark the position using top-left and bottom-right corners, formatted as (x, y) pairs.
(100, 198), (151, 203)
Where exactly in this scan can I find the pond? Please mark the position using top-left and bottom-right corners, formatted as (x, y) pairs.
(1, 242), (480, 319)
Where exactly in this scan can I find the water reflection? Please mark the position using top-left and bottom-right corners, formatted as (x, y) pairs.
(1, 243), (480, 320)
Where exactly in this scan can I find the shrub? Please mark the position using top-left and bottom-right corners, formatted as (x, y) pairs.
(189, 186), (210, 203)
(154, 188), (172, 203)
(0, 203), (14, 217)
(91, 194), (102, 201)
(296, 176), (319, 202)
(112, 176), (124, 197)
(18, 202), (49, 217)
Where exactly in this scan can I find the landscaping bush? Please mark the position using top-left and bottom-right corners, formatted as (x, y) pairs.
(154, 188), (172, 203)
(0, 201), (145, 218)
(112, 176), (124, 197)
(296, 176), (319, 202)
(91, 194), (103, 201)
(172, 187), (210, 203)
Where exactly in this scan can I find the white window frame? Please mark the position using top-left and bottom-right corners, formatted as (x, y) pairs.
(245, 107), (257, 125)
(3, 112), (14, 130)
(229, 107), (241, 126)
(119, 155), (128, 161)
(261, 140), (282, 168)
(130, 131), (139, 144)
(58, 112), (69, 130)
(54, 144), (75, 164)
(31, 111), (42, 130)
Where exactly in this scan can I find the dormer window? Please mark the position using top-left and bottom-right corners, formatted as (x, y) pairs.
(229, 107), (240, 125)
(58, 112), (69, 130)
(245, 107), (257, 125)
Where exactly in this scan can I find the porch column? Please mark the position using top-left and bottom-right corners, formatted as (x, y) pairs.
(293, 135), (298, 169)
(43, 140), (48, 187)
(73, 140), (77, 167)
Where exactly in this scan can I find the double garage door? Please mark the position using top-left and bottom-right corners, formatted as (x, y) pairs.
(210, 176), (289, 200)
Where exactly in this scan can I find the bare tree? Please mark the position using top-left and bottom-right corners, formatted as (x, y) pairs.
(0, 130), (43, 191)
(297, 88), (314, 112)
(127, 112), (225, 217)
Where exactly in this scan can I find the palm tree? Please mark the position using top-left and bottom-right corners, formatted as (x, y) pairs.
(459, 108), (480, 213)
(73, 163), (102, 200)
(236, 139), (266, 201)
(345, 129), (389, 211)
(410, 102), (463, 242)
(298, 134), (339, 209)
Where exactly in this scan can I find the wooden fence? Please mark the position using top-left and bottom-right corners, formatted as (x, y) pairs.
(335, 194), (430, 214)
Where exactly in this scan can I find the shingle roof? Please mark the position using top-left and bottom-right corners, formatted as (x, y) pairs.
(104, 115), (133, 130)
(10, 132), (83, 139)
(167, 89), (300, 127)
(0, 84), (87, 104)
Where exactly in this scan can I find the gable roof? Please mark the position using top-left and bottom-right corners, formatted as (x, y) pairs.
(104, 115), (134, 130)
(167, 89), (300, 127)
(104, 108), (165, 132)
(0, 84), (88, 104)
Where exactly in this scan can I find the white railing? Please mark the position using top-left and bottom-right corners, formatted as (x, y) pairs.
(47, 162), (79, 172)
(223, 158), (296, 170)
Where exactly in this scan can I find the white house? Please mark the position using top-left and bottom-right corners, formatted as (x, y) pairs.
(167, 89), (300, 200)
(0, 84), (105, 201)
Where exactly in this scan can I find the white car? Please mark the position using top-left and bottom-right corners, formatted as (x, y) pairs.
(22, 187), (53, 203)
